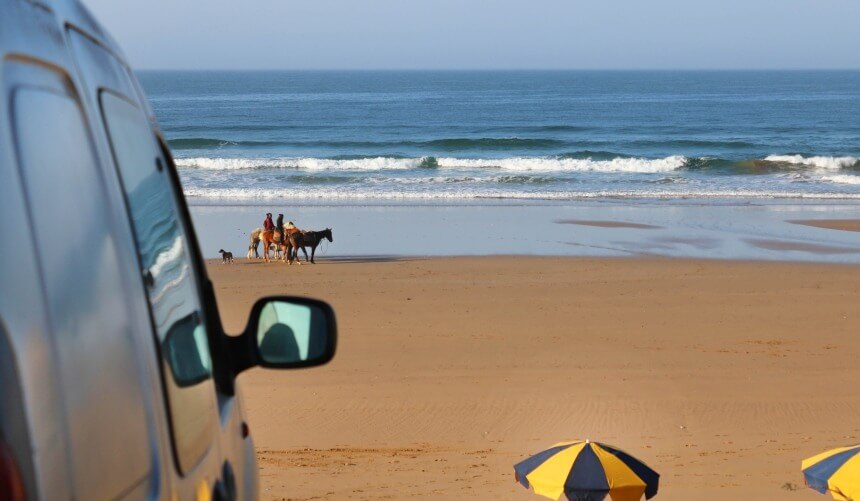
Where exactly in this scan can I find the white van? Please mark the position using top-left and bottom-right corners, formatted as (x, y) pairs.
(0, 1), (336, 499)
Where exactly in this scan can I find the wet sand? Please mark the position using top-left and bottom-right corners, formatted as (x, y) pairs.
(745, 238), (860, 254)
(789, 219), (860, 233)
(190, 201), (860, 263)
(209, 257), (860, 500)
(555, 219), (662, 229)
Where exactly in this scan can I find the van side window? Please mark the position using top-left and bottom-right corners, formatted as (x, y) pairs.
(99, 91), (216, 474)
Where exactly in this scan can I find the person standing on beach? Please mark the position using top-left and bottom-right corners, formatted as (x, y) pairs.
(263, 213), (274, 232)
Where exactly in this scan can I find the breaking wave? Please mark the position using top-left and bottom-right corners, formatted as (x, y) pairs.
(175, 156), (426, 171)
(175, 155), (688, 173)
(174, 153), (860, 200)
(176, 154), (860, 174)
(433, 156), (687, 172)
(764, 155), (859, 170)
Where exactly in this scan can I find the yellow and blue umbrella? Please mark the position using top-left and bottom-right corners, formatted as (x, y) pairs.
(514, 440), (659, 501)
(803, 444), (860, 500)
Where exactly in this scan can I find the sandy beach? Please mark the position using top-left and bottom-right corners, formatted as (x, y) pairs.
(208, 256), (860, 500)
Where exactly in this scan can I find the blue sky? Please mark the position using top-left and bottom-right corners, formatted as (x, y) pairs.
(85, 0), (860, 70)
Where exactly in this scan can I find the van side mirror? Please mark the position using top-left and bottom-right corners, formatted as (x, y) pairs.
(253, 297), (336, 367)
(229, 296), (336, 375)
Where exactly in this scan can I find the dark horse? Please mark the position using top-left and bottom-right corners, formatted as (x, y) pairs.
(286, 228), (333, 264)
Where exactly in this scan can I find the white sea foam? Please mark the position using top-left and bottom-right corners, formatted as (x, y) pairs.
(175, 155), (688, 173)
(822, 174), (860, 185)
(175, 156), (423, 171)
(366, 175), (553, 185)
(434, 156), (687, 173)
(182, 187), (860, 201)
(764, 155), (859, 170)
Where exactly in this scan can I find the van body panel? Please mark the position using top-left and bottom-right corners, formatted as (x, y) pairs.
(1, 0), (261, 498)
(12, 76), (153, 500)
(0, 6), (91, 499)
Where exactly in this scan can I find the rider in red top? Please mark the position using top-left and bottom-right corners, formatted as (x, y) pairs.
(263, 213), (275, 232)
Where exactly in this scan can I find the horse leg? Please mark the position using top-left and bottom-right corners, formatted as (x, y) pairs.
(310, 244), (317, 264)
(249, 233), (260, 259)
(300, 245), (309, 263)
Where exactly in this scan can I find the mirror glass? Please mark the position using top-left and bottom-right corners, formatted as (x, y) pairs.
(256, 300), (330, 365)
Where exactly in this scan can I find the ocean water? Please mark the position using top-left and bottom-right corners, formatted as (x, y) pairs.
(138, 71), (860, 201)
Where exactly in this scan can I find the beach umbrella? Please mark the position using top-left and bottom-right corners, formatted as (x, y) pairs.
(802, 444), (860, 500)
(514, 439), (659, 501)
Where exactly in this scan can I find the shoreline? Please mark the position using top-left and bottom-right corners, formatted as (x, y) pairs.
(185, 196), (860, 207)
(210, 256), (860, 500)
(189, 200), (860, 264)
(213, 252), (860, 266)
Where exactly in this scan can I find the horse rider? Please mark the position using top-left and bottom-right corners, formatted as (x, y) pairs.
(263, 213), (275, 233)
(276, 214), (284, 234)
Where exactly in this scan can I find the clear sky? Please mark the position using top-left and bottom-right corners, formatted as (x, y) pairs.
(84, 0), (860, 70)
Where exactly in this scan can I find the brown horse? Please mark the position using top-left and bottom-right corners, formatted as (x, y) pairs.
(259, 229), (286, 263)
(277, 226), (301, 262)
(286, 228), (333, 265)
(249, 225), (299, 260)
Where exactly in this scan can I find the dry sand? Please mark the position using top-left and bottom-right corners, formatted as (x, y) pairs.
(208, 257), (860, 500)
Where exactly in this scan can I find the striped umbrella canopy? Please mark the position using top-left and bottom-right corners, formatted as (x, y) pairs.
(514, 440), (659, 501)
(803, 444), (860, 500)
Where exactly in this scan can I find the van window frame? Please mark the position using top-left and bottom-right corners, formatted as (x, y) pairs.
(96, 88), (221, 474)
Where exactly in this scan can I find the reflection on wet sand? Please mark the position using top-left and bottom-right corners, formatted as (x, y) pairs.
(788, 219), (860, 233)
(745, 238), (860, 254)
(555, 219), (662, 229)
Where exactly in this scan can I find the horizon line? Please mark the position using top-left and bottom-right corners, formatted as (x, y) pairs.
(134, 67), (860, 72)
